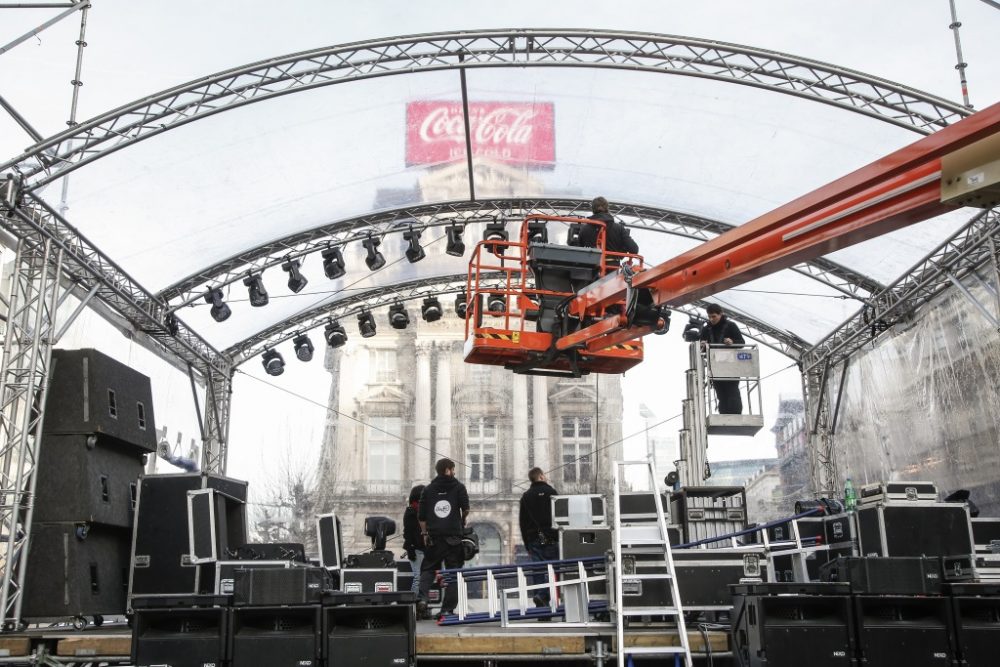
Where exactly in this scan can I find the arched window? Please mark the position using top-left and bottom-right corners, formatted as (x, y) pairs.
(468, 522), (503, 566)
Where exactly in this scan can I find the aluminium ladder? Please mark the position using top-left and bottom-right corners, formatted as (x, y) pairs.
(611, 460), (692, 667)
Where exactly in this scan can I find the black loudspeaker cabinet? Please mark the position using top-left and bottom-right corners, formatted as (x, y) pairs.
(325, 604), (415, 667)
(855, 502), (973, 558)
(950, 592), (1000, 667)
(33, 433), (143, 528)
(129, 473), (248, 599)
(131, 606), (227, 667)
(23, 522), (130, 619)
(854, 595), (956, 667)
(819, 556), (944, 595)
(233, 566), (330, 606)
(44, 348), (157, 452)
(230, 605), (321, 667)
(732, 583), (856, 667)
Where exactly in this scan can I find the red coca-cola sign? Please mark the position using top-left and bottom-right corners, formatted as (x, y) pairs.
(406, 101), (555, 167)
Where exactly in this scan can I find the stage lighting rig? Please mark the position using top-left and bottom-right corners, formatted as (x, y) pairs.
(204, 287), (231, 322)
(293, 334), (314, 362)
(243, 273), (269, 307)
(446, 223), (466, 257)
(483, 219), (508, 255)
(403, 226), (425, 263)
(324, 320), (348, 348)
(282, 259), (308, 293)
(527, 220), (548, 244)
(682, 317), (703, 342)
(358, 309), (377, 337)
(362, 234), (386, 271)
(487, 293), (506, 314)
(388, 302), (409, 329)
(455, 293), (468, 318)
(261, 348), (285, 376)
(322, 246), (346, 279)
(421, 297), (443, 322)
(163, 313), (179, 336)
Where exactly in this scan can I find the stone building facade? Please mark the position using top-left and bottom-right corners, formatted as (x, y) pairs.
(313, 311), (624, 564)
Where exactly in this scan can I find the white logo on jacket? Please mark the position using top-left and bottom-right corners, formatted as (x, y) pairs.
(434, 500), (452, 518)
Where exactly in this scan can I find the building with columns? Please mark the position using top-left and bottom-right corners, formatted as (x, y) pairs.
(313, 304), (625, 564)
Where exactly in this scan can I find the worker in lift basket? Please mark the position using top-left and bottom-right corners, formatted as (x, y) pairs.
(699, 303), (745, 415)
(571, 196), (639, 262)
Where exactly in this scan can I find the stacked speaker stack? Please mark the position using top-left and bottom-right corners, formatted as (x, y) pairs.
(24, 349), (157, 622)
(131, 511), (416, 667)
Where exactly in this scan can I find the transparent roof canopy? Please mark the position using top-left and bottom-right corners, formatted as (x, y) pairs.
(3, 4), (999, 361)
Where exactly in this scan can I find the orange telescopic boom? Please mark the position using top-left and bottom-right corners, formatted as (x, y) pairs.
(464, 100), (1000, 376)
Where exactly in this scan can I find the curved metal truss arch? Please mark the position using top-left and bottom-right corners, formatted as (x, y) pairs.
(160, 198), (884, 312)
(226, 272), (809, 367)
(1, 30), (968, 190)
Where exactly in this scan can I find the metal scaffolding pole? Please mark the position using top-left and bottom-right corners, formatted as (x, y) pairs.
(201, 366), (233, 474)
(0, 237), (64, 630)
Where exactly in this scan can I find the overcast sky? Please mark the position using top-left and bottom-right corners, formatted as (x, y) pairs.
(3, 1), (999, 498)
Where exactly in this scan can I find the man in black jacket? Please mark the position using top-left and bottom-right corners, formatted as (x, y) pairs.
(575, 196), (639, 261)
(417, 458), (470, 620)
(519, 467), (559, 606)
(402, 484), (425, 594)
(700, 304), (746, 414)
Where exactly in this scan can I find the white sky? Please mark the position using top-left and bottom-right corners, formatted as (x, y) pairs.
(3, 1), (1000, 495)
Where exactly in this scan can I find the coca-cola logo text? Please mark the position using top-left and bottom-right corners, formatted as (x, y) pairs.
(406, 101), (554, 168)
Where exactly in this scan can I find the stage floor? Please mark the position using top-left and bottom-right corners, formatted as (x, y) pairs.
(0, 618), (729, 664)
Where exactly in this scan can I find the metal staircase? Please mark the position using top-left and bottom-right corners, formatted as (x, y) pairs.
(611, 460), (692, 667)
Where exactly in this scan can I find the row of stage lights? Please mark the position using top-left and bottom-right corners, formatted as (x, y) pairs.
(201, 221), (512, 324)
(259, 292), (473, 376)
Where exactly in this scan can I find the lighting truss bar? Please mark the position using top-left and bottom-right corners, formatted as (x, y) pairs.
(157, 199), (882, 313)
(0, 30), (968, 190)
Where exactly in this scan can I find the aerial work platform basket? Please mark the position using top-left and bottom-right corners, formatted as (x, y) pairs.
(462, 214), (666, 377)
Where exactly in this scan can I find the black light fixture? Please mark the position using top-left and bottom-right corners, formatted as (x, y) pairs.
(164, 313), (179, 336)
(362, 234), (386, 271)
(403, 226), (425, 263)
(487, 293), (506, 313)
(527, 220), (548, 244)
(566, 222), (584, 246)
(421, 296), (443, 322)
(243, 273), (269, 307)
(293, 333), (314, 362)
(483, 219), (508, 254)
(322, 246), (346, 279)
(358, 309), (377, 337)
(682, 317), (703, 342)
(446, 223), (466, 257)
(261, 348), (285, 376)
(455, 292), (468, 318)
(388, 302), (409, 329)
(324, 320), (348, 348)
(282, 259), (308, 293)
(204, 287), (232, 323)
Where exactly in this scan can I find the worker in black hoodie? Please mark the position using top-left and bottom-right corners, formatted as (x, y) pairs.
(700, 303), (746, 414)
(574, 196), (639, 262)
(402, 484), (425, 594)
(519, 467), (559, 606)
(417, 458), (470, 620)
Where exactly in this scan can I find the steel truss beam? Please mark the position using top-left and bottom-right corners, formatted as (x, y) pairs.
(226, 272), (808, 366)
(0, 238), (63, 630)
(159, 198), (882, 318)
(0, 190), (230, 379)
(0, 30), (969, 190)
(201, 367), (232, 474)
(801, 207), (1000, 372)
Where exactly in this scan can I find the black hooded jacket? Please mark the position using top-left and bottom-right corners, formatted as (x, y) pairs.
(578, 212), (639, 256)
(418, 474), (470, 537)
(700, 315), (745, 346)
(519, 480), (559, 544)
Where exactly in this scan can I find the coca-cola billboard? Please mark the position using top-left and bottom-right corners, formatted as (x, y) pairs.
(406, 101), (555, 168)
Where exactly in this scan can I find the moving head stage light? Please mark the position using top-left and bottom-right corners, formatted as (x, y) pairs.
(363, 516), (397, 551)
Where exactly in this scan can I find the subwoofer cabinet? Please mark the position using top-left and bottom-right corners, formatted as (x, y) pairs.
(129, 473), (247, 601)
(44, 348), (157, 452)
(22, 522), (130, 619)
(731, 582), (856, 667)
(33, 433), (143, 528)
(230, 605), (322, 667)
(853, 595), (957, 667)
(324, 604), (415, 667)
(131, 605), (227, 667)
